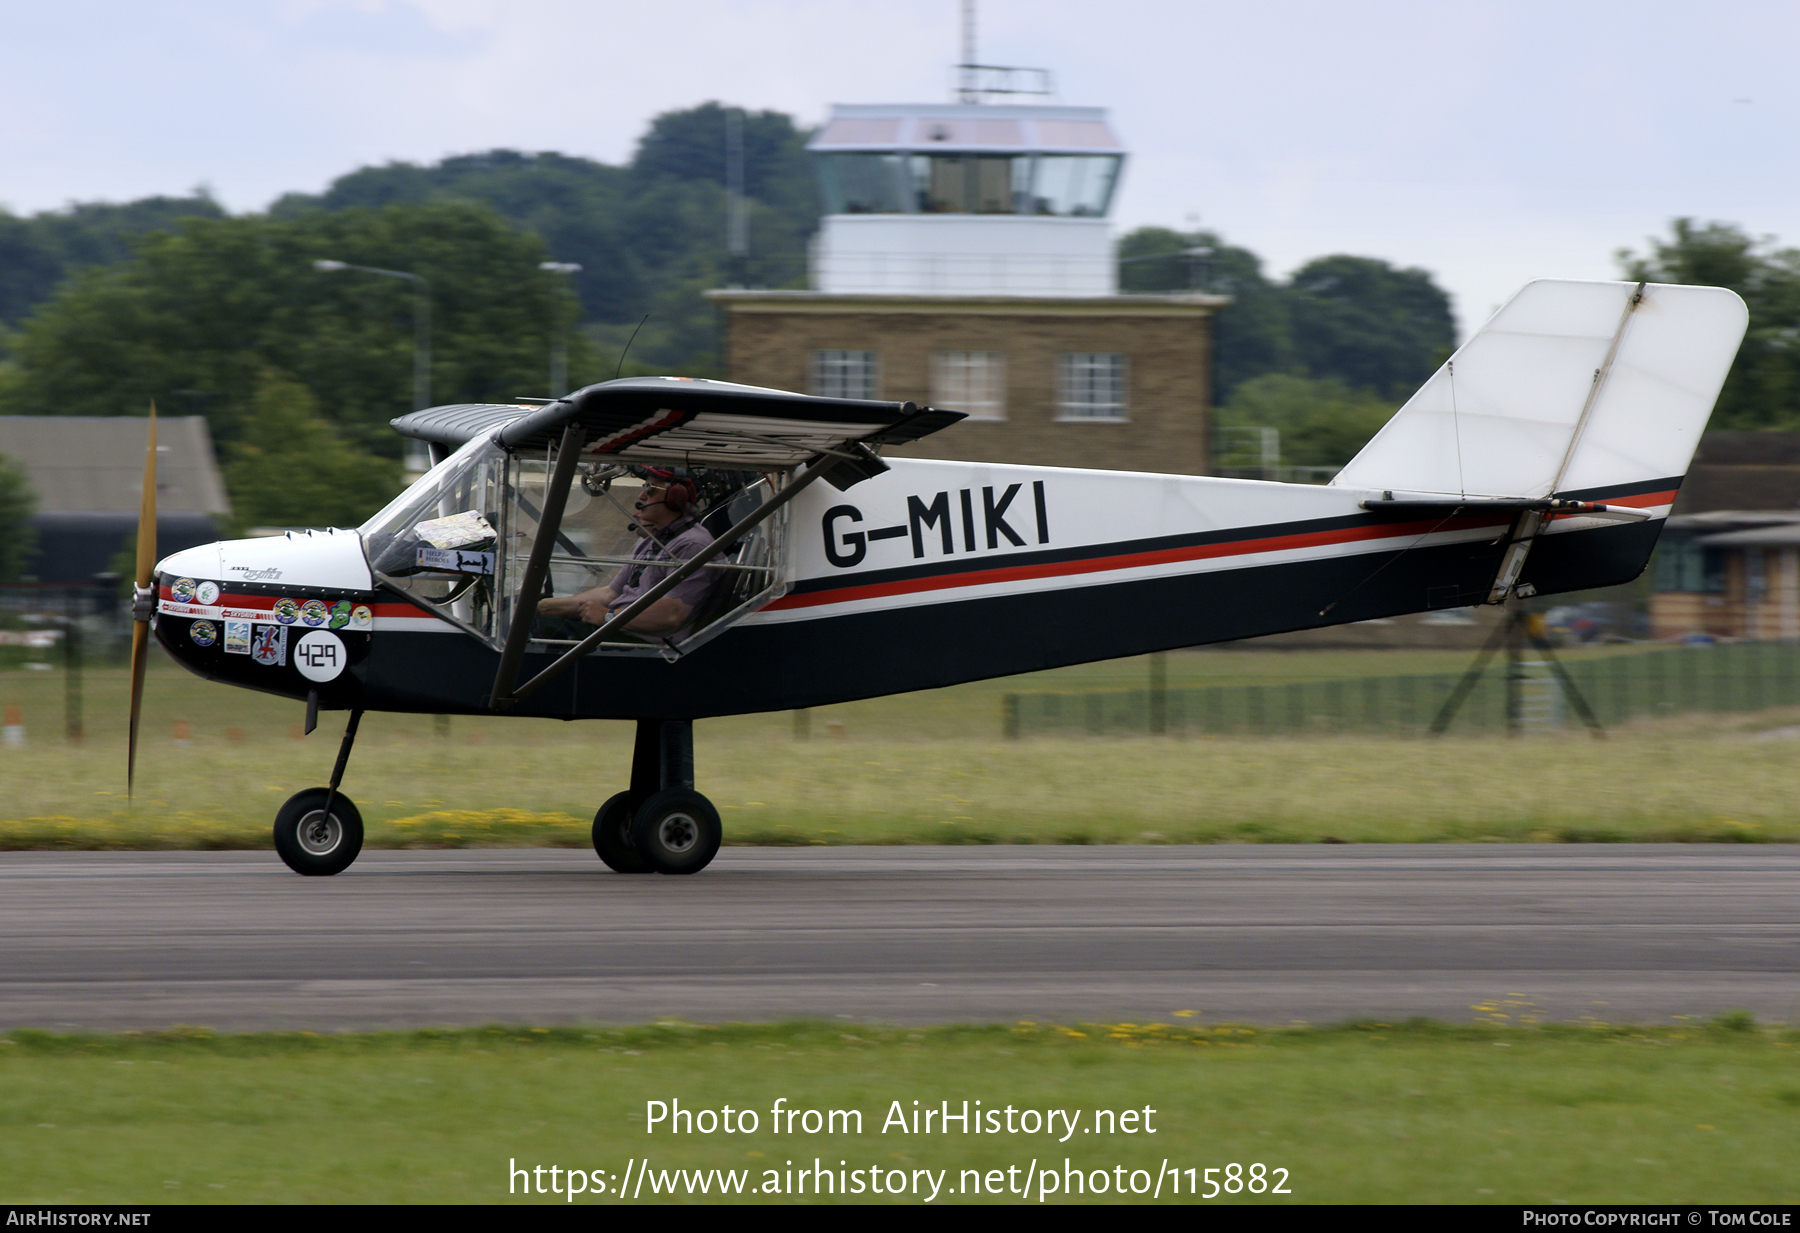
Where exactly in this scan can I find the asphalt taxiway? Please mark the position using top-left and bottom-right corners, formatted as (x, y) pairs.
(2, 846), (1795, 1030)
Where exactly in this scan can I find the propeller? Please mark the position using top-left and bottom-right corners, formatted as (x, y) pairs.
(128, 404), (157, 798)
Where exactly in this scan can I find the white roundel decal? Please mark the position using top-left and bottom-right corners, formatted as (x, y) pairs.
(293, 629), (347, 682)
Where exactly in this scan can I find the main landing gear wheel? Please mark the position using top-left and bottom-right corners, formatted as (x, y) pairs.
(592, 792), (653, 874)
(273, 788), (364, 876)
(629, 789), (722, 875)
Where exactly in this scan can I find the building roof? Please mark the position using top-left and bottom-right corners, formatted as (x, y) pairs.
(1670, 431), (1800, 514)
(0, 416), (231, 515)
(807, 104), (1123, 155)
(707, 289), (1229, 314)
(1696, 524), (1800, 547)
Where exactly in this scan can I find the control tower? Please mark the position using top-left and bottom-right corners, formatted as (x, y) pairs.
(806, 102), (1125, 297)
(710, 66), (1224, 475)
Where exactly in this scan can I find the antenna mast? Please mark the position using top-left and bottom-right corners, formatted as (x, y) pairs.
(952, 0), (1056, 103)
(959, 0), (977, 103)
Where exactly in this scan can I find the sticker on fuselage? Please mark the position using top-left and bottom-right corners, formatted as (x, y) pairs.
(188, 620), (216, 647)
(328, 600), (352, 629)
(415, 546), (495, 575)
(350, 605), (373, 630)
(294, 630), (346, 682)
(272, 598), (300, 625)
(195, 581), (220, 606)
(251, 625), (286, 667)
(170, 578), (196, 602)
(223, 620), (251, 654)
(300, 599), (328, 628)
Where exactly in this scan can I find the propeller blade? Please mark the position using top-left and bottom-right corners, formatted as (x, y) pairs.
(128, 404), (157, 799)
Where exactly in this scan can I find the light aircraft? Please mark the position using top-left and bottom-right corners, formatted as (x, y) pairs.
(131, 278), (1747, 876)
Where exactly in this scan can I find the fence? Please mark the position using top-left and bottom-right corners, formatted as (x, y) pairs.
(1002, 641), (1800, 738)
(0, 581), (128, 742)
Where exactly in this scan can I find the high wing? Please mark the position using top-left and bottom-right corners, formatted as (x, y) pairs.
(391, 376), (965, 469)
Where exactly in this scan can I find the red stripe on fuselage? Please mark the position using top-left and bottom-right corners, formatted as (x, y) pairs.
(765, 489), (1677, 612)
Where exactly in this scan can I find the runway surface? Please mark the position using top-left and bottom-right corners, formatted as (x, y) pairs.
(2, 845), (1797, 1031)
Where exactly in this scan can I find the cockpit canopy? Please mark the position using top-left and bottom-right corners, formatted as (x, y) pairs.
(361, 438), (783, 658)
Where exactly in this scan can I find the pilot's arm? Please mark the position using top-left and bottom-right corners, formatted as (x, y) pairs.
(537, 585), (694, 634)
(538, 586), (616, 623)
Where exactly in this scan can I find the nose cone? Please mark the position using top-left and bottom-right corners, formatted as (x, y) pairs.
(158, 528), (372, 591)
(154, 529), (374, 701)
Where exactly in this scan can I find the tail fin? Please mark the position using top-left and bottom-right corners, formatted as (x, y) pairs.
(1333, 279), (1748, 500)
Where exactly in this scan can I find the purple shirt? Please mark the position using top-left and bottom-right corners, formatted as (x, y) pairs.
(606, 516), (717, 624)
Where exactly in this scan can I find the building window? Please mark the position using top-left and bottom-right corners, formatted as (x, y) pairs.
(1653, 540), (1726, 594)
(1057, 353), (1127, 420)
(929, 351), (1006, 420)
(811, 350), (880, 400)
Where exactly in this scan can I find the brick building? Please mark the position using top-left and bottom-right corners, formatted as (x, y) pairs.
(712, 290), (1220, 473)
(1649, 433), (1800, 640)
(710, 101), (1225, 475)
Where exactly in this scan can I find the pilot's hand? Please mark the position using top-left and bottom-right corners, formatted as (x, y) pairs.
(576, 597), (615, 624)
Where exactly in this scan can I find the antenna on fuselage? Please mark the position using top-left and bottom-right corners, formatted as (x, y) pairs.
(616, 314), (650, 381)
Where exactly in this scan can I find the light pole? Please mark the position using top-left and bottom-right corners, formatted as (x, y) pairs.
(313, 259), (432, 470)
(539, 261), (582, 396)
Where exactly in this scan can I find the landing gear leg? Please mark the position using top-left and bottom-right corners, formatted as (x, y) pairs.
(274, 708), (365, 876)
(595, 719), (721, 876)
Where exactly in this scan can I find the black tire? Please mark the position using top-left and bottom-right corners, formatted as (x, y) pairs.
(630, 788), (722, 875)
(273, 788), (364, 876)
(592, 792), (653, 874)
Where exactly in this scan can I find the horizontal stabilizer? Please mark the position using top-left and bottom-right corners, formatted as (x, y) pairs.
(1332, 280), (1748, 499)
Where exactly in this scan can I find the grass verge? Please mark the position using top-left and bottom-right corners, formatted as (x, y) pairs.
(5, 658), (1800, 848)
(2, 1016), (1795, 1204)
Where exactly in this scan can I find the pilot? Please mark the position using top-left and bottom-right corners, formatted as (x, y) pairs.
(538, 466), (717, 637)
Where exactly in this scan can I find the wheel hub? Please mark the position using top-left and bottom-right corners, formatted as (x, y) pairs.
(297, 810), (343, 856)
(656, 812), (698, 854)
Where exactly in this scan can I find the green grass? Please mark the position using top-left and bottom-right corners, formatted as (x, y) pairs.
(2, 1018), (1796, 1204)
(4, 651), (1800, 847)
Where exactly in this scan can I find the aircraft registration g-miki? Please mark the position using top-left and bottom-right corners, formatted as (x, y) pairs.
(129, 278), (1746, 877)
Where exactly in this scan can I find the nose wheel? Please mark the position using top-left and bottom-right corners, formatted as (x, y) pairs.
(274, 787), (364, 876)
(275, 708), (365, 876)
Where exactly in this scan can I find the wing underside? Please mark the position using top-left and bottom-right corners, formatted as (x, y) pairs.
(391, 377), (964, 468)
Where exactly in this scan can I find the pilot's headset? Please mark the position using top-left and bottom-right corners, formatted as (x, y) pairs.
(634, 466), (697, 517)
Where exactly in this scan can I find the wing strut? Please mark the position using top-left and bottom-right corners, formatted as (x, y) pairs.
(487, 424), (588, 711)
(1486, 281), (1646, 605)
(492, 445), (868, 710)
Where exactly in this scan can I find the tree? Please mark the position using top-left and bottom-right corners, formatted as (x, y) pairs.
(0, 193), (225, 336)
(0, 202), (595, 456)
(222, 372), (401, 529)
(269, 106), (821, 371)
(1285, 255), (1455, 400)
(1117, 227), (1295, 401)
(0, 452), (36, 582)
(1215, 374), (1394, 469)
(1116, 230), (1456, 405)
(1619, 219), (1800, 430)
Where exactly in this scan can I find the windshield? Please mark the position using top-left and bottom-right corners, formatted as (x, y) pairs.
(361, 437), (508, 638)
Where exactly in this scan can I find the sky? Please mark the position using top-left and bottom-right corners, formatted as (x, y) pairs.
(4, 0), (1797, 337)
